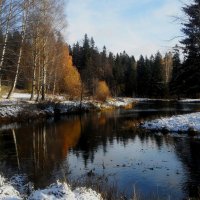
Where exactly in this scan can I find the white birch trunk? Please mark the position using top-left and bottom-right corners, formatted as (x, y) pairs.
(7, 0), (29, 99)
(30, 34), (39, 100)
(12, 129), (20, 170)
(0, 0), (13, 93)
(41, 38), (48, 101)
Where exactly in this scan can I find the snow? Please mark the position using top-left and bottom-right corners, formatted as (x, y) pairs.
(0, 93), (137, 122)
(178, 99), (200, 103)
(1, 93), (31, 101)
(0, 175), (22, 200)
(1, 93), (65, 103)
(29, 182), (102, 200)
(132, 98), (200, 102)
(142, 112), (200, 133)
(0, 106), (23, 118)
(133, 98), (151, 102)
(106, 97), (134, 107)
(0, 175), (102, 200)
(59, 98), (135, 113)
(132, 98), (172, 102)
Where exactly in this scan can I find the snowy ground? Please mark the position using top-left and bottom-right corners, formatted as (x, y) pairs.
(134, 98), (200, 103)
(2, 93), (65, 101)
(0, 174), (102, 200)
(106, 97), (134, 107)
(141, 112), (200, 133)
(178, 99), (200, 103)
(1, 93), (200, 104)
(0, 93), (136, 122)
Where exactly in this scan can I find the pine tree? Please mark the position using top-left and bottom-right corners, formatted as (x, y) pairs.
(170, 48), (182, 98)
(126, 56), (137, 97)
(149, 52), (165, 98)
(180, 0), (200, 97)
(137, 55), (150, 97)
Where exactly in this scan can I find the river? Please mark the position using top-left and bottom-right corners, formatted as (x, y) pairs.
(0, 100), (200, 199)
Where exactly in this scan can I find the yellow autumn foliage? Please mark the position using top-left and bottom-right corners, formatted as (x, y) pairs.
(64, 62), (81, 96)
(96, 81), (110, 101)
(62, 46), (82, 97)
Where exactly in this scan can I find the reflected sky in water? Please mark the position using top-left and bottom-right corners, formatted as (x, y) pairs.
(0, 101), (200, 199)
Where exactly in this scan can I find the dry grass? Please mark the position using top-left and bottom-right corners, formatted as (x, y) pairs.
(0, 86), (27, 97)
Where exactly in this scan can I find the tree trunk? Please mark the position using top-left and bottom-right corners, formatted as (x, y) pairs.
(41, 51), (47, 101)
(7, 42), (23, 99)
(0, 0), (13, 93)
(30, 29), (39, 100)
(36, 55), (41, 101)
(52, 67), (57, 95)
(7, 0), (29, 99)
(12, 129), (20, 170)
(79, 81), (84, 111)
(30, 64), (37, 100)
(30, 46), (38, 101)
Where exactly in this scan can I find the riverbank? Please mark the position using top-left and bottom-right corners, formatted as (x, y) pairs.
(141, 112), (200, 136)
(0, 174), (102, 200)
(0, 93), (136, 123)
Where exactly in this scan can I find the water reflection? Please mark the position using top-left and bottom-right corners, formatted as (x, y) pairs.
(0, 101), (200, 199)
(0, 117), (82, 188)
(174, 138), (200, 198)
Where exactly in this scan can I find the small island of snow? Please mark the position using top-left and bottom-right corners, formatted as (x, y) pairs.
(141, 112), (200, 134)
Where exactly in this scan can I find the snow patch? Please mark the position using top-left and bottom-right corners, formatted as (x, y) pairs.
(142, 112), (200, 133)
(0, 174), (22, 200)
(29, 182), (102, 200)
(133, 98), (172, 102)
(0, 106), (23, 118)
(178, 99), (200, 103)
(0, 175), (102, 200)
(106, 97), (134, 107)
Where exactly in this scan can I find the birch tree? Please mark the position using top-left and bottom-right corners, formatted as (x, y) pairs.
(0, 0), (13, 93)
(7, 0), (30, 99)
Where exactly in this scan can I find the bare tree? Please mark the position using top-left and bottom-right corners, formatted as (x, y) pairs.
(0, 0), (13, 93)
(7, 0), (30, 99)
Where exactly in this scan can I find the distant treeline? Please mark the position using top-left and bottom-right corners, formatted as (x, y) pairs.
(69, 34), (182, 98)
(69, 0), (200, 99)
(1, 0), (199, 100)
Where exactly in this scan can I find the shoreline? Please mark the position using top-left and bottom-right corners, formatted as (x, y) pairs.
(0, 96), (136, 124)
(0, 174), (102, 200)
(141, 112), (200, 136)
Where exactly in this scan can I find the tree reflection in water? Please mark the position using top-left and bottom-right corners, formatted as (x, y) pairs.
(0, 117), (81, 188)
(0, 102), (200, 199)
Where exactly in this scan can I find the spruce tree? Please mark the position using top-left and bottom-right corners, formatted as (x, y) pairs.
(137, 55), (151, 97)
(149, 52), (165, 98)
(170, 48), (182, 98)
(180, 0), (200, 97)
(125, 56), (137, 97)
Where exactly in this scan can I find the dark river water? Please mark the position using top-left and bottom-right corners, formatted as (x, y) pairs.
(0, 101), (200, 200)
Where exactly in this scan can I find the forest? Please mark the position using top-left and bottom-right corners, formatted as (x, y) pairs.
(1, 1), (200, 200)
(0, 0), (200, 100)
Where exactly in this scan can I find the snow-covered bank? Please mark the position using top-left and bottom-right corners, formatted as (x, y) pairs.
(132, 98), (200, 103)
(178, 99), (200, 103)
(0, 174), (24, 200)
(141, 112), (200, 134)
(1, 93), (65, 102)
(0, 93), (136, 123)
(133, 98), (171, 102)
(0, 174), (102, 200)
(29, 182), (102, 200)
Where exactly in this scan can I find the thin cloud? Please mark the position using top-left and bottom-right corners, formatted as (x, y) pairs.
(65, 0), (186, 58)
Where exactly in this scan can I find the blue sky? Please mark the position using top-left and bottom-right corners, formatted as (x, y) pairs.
(65, 0), (187, 59)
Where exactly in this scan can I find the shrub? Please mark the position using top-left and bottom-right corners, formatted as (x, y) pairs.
(95, 81), (110, 101)
(64, 64), (82, 97)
